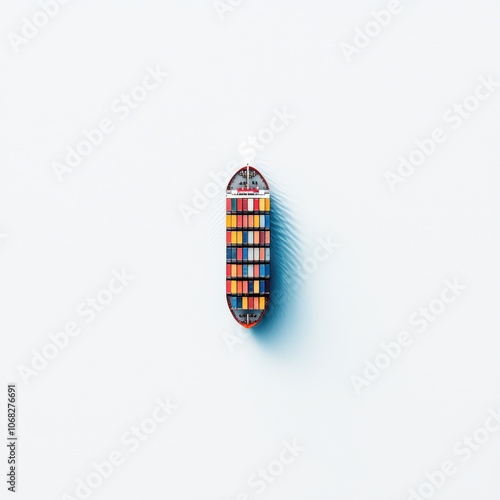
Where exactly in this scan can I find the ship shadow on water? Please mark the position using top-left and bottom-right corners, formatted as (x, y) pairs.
(252, 187), (304, 349)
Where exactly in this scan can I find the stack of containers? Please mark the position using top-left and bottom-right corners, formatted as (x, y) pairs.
(226, 195), (270, 311)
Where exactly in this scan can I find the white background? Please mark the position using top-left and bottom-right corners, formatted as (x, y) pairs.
(1, 1), (500, 499)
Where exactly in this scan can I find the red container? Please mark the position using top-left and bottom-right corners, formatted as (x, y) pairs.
(243, 198), (248, 211)
(237, 215), (242, 227)
(237, 198), (243, 211)
(243, 215), (247, 228)
(226, 198), (231, 211)
(248, 297), (254, 309)
(226, 280), (231, 293)
(226, 264), (231, 277)
(237, 248), (243, 260)
(254, 264), (259, 277)
(226, 231), (231, 244)
(237, 265), (242, 277)
(243, 281), (248, 293)
(237, 281), (243, 294)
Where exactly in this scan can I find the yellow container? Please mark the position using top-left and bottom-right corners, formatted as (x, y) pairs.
(231, 215), (237, 227)
(237, 231), (243, 244)
(259, 296), (265, 310)
(242, 296), (248, 309)
(231, 231), (237, 244)
(231, 280), (237, 294)
(231, 264), (237, 277)
(254, 215), (259, 227)
(226, 214), (231, 227)
(259, 198), (265, 211)
(265, 198), (270, 211)
(254, 280), (259, 293)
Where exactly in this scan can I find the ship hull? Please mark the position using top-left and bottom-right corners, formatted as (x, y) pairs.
(226, 166), (270, 328)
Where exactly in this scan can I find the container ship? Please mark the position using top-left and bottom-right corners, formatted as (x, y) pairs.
(226, 166), (270, 328)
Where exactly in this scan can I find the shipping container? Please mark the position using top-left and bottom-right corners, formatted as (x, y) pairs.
(265, 248), (270, 261)
(231, 215), (237, 227)
(265, 198), (270, 211)
(237, 198), (243, 211)
(260, 215), (265, 227)
(254, 215), (259, 227)
(226, 198), (231, 211)
(259, 297), (265, 310)
(248, 199), (253, 211)
(265, 215), (270, 228)
(243, 215), (248, 228)
(242, 296), (248, 309)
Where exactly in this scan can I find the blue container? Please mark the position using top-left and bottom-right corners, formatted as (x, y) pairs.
(231, 198), (237, 211)
(265, 264), (270, 276)
(243, 247), (248, 261)
(243, 231), (248, 244)
(243, 265), (248, 277)
(248, 281), (254, 293)
(265, 215), (270, 228)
